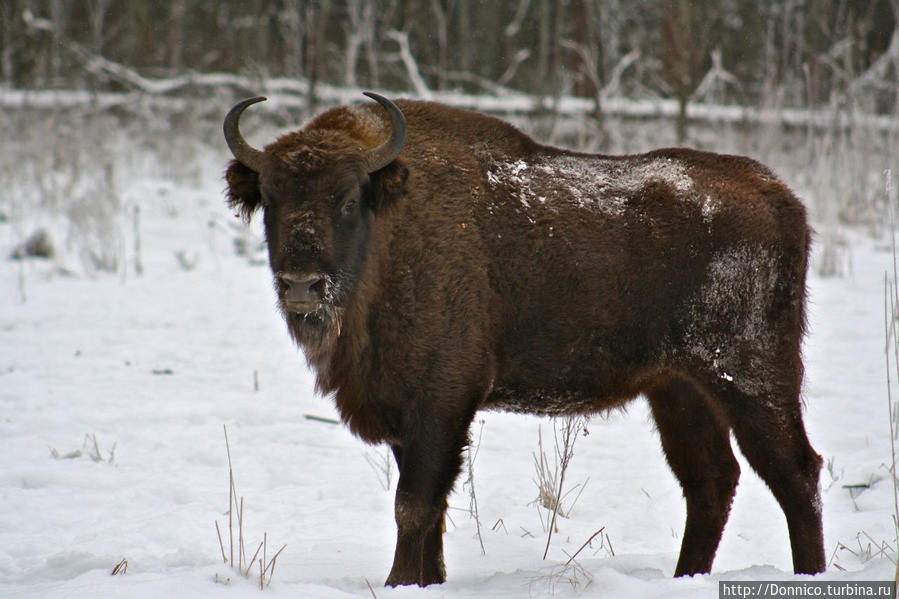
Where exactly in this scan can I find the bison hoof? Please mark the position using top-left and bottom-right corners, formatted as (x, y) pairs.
(385, 568), (445, 587)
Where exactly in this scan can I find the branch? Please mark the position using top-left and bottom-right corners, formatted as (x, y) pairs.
(22, 8), (54, 33)
(498, 49), (531, 88)
(560, 39), (601, 96)
(68, 40), (257, 95)
(424, 67), (513, 96)
(600, 49), (640, 100)
(504, 0), (531, 38)
(849, 27), (899, 96)
(386, 30), (431, 99)
(692, 48), (741, 103)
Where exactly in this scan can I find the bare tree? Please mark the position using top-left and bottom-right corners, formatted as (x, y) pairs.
(345, 0), (366, 87)
(278, 0), (305, 80)
(847, 0), (899, 112)
(307, 0), (333, 109)
(50, 0), (70, 85)
(0, 0), (22, 85)
(83, 0), (112, 56)
(386, 29), (431, 97)
(658, 0), (723, 143)
(167, 1), (187, 73)
(3, 0), (897, 126)
(430, 0), (452, 90)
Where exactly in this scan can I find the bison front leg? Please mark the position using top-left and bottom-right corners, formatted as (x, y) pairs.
(385, 423), (470, 587)
(647, 376), (740, 576)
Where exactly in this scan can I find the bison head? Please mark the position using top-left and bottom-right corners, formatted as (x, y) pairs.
(223, 92), (407, 351)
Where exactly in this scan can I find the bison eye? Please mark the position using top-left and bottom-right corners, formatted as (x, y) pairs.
(339, 189), (361, 216)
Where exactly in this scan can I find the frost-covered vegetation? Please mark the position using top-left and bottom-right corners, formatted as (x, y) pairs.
(1, 93), (894, 281)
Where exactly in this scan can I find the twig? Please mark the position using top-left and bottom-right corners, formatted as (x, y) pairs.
(363, 447), (394, 491)
(604, 532), (615, 557)
(565, 527), (605, 567)
(465, 420), (486, 555)
(365, 578), (379, 598)
(543, 468), (567, 558)
(543, 416), (584, 559)
(84, 433), (102, 462)
(304, 414), (340, 425)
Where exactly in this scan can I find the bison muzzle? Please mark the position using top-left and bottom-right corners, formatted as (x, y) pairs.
(223, 92), (825, 586)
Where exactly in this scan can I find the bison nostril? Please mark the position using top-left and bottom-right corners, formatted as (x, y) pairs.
(280, 273), (327, 304)
(307, 278), (326, 297)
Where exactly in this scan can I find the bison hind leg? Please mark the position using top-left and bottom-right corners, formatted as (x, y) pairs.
(646, 374), (740, 577)
(717, 380), (825, 575)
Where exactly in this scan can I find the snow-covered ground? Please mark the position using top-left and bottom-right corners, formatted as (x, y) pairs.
(1, 136), (897, 598)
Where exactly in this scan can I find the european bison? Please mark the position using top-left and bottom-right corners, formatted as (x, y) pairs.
(223, 92), (825, 586)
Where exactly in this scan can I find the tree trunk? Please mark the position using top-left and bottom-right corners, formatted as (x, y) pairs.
(307, 0), (332, 110)
(676, 94), (688, 145)
(537, 0), (551, 93)
(430, 0), (449, 91)
(167, 0), (186, 73)
(49, 0), (68, 85)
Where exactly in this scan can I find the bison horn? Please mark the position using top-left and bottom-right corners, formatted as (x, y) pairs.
(224, 96), (267, 172)
(362, 92), (407, 172)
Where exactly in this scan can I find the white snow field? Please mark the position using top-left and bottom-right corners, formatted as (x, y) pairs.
(1, 139), (897, 599)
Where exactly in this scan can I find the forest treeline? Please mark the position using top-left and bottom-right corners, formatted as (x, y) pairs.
(2, 0), (897, 125)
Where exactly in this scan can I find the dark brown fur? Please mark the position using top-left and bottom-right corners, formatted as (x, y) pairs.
(224, 97), (824, 586)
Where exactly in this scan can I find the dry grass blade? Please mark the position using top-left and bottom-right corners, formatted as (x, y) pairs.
(215, 520), (227, 563)
(259, 558), (264, 590)
(532, 426), (560, 515)
(492, 518), (507, 533)
(263, 544), (287, 587)
(245, 540), (264, 577)
(365, 578), (379, 598)
(238, 496), (245, 571)
(225, 424), (234, 568)
(110, 558), (128, 575)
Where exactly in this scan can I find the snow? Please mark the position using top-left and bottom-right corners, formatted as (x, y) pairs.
(1, 142), (897, 599)
(684, 243), (781, 397)
(485, 154), (695, 216)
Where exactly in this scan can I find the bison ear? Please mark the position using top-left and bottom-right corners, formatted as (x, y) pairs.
(370, 161), (409, 210)
(225, 160), (262, 222)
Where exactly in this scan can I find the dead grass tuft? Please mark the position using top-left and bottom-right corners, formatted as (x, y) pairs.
(215, 425), (286, 590)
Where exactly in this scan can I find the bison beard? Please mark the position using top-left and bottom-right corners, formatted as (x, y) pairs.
(223, 92), (825, 586)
